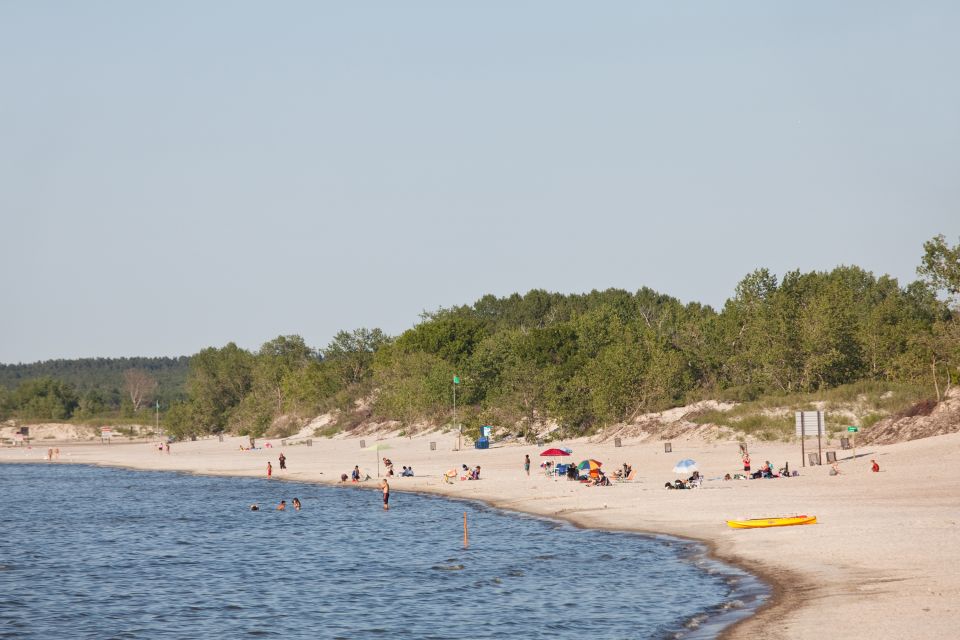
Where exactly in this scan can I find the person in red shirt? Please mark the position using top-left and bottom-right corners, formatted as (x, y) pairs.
(267, 461), (273, 478)
(871, 460), (880, 472)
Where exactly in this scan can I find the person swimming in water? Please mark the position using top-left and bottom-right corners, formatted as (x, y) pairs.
(250, 504), (260, 511)
(277, 500), (286, 511)
(292, 498), (301, 511)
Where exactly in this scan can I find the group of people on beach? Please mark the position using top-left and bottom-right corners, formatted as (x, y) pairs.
(442, 464), (481, 483)
(45, 448), (60, 461)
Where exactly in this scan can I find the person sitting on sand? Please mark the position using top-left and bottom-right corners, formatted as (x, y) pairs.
(292, 498), (301, 511)
(461, 464), (470, 480)
(871, 459), (880, 473)
(277, 500), (286, 511)
(829, 463), (842, 476)
(674, 479), (686, 489)
(724, 473), (732, 481)
(469, 465), (481, 480)
(401, 466), (414, 477)
(340, 473), (349, 482)
(443, 469), (457, 484)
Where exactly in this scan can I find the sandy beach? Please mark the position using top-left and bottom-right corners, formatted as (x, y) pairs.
(3, 432), (959, 639)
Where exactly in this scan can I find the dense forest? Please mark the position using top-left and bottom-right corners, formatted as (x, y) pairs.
(2, 236), (958, 439)
(0, 357), (189, 421)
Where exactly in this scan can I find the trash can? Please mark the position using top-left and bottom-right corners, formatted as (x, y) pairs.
(808, 453), (821, 466)
(826, 451), (837, 463)
(614, 437), (622, 448)
(840, 437), (851, 450)
(430, 441), (436, 451)
(475, 436), (489, 449)
(664, 442), (672, 453)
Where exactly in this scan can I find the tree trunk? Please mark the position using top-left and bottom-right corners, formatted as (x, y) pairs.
(932, 357), (941, 403)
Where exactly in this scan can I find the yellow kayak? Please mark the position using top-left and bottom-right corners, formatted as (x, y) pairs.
(726, 515), (817, 529)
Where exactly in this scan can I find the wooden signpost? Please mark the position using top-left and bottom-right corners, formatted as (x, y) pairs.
(795, 411), (824, 466)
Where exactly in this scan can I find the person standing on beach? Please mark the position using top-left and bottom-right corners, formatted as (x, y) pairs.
(278, 452), (286, 470)
(742, 454), (751, 473)
(267, 461), (273, 478)
(524, 454), (530, 476)
(165, 442), (170, 454)
(381, 479), (390, 510)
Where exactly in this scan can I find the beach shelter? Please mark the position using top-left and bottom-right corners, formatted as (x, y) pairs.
(540, 448), (571, 457)
(578, 459), (603, 478)
(364, 442), (392, 477)
(672, 459), (698, 474)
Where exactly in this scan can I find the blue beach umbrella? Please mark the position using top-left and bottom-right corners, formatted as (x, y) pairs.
(672, 459), (698, 474)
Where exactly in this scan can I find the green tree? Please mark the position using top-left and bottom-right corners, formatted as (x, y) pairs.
(324, 328), (391, 386)
(186, 343), (255, 432)
(918, 234), (960, 306)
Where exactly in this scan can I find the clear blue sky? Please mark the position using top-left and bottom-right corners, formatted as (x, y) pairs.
(2, 2), (958, 363)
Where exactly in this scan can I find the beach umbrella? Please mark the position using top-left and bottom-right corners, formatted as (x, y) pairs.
(672, 459), (698, 474)
(540, 448), (571, 457)
(364, 442), (392, 478)
(578, 459), (603, 477)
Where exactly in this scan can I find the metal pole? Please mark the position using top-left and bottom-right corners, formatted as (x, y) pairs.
(801, 413), (806, 467)
(155, 400), (159, 437)
(817, 411), (823, 465)
(454, 378), (459, 451)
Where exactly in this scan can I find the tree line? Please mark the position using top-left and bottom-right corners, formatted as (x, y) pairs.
(3, 236), (958, 437)
(0, 357), (188, 421)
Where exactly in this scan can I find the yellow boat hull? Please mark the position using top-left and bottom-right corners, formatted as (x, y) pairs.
(727, 515), (817, 529)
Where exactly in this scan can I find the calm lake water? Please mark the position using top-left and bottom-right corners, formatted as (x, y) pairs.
(0, 464), (766, 639)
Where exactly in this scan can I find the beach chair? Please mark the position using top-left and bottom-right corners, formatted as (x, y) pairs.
(616, 469), (637, 483)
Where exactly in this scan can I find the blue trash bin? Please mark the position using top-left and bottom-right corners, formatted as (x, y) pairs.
(475, 436), (489, 449)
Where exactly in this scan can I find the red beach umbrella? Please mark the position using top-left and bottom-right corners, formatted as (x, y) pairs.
(540, 448), (571, 457)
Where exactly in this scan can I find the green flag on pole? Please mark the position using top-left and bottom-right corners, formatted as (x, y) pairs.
(453, 375), (460, 385)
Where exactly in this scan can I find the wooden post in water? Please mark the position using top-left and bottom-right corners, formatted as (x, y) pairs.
(463, 512), (469, 548)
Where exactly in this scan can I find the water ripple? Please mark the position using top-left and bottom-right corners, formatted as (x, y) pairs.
(0, 463), (766, 639)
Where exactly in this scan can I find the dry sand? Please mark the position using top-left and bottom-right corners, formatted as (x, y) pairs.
(3, 432), (959, 638)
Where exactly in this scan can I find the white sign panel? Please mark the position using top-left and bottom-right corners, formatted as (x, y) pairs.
(101, 427), (113, 439)
(795, 411), (824, 437)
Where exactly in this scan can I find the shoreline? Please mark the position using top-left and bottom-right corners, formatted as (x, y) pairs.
(3, 431), (958, 638)
(1, 458), (772, 639)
